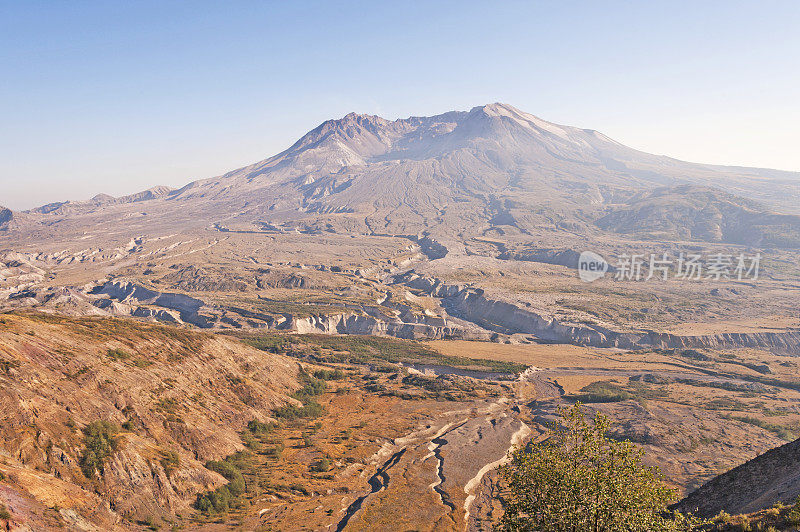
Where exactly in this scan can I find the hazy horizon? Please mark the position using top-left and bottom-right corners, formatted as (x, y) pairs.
(2, 1), (799, 210)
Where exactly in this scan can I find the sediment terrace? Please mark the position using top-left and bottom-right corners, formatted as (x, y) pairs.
(6, 269), (800, 355)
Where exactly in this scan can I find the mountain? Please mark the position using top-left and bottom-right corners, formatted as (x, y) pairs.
(161, 103), (800, 238)
(15, 103), (800, 245)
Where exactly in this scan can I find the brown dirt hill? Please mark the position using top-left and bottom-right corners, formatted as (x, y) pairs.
(0, 312), (299, 530)
(675, 436), (800, 517)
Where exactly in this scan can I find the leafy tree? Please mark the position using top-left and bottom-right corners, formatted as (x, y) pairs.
(499, 403), (696, 531)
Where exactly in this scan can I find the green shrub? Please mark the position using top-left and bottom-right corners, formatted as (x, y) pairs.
(265, 443), (284, 458)
(205, 460), (245, 496)
(290, 483), (309, 496)
(313, 368), (345, 380)
(310, 457), (331, 473)
(783, 496), (800, 526)
(275, 369), (326, 419)
(273, 400), (324, 420)
(239, 333), (527, 374)
(0, 504), (10, 520)
(725, 415), (796, 441)
(195, 486), (232, 513)
(569, 381), (632, 403)
(106, 348), (130, 360)
(246, 419), (274, 435)
(293, 367), (327, 400)
(79, 421), (120, 477)
(194, 458), (246, 514)
(0, 359), (21, 374)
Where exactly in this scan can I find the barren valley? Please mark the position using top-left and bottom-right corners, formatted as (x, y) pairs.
(2, 103), (800, 530)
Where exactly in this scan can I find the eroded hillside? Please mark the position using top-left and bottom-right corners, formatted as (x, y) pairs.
(0, 313), (299, 530)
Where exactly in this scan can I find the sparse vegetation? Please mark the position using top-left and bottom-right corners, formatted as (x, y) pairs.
(79, 421), (120, 477)
(237, 332), (527, 374)
(0, 358), (21, 374)
(194, 458), (246, 514)
(313, 368), (345, 380)
(156, 397), (185, 424)
(399, 373), (502, 401)
(310, 457), (330, 473)
(724, 415), (797, 441)
(703, 397), (751, 411)
(106, 347), (131, 360)
(246, 419), (275, 435)
(292, 366), (327, 399)
(159, 449), (180, 476)
(273, 366), (326, 420)
(568, 380), (632, 403)
(707, 496), (800, 531)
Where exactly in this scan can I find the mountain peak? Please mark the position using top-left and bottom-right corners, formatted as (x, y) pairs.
(475, 102), (523, 115)
(472, 102), (553, 127)
(332, 111), (389, 128)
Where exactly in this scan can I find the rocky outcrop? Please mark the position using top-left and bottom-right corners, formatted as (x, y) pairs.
(415, 236), (448, 260)
(0, 252), (46, 299)
(497, 248), (583, 269)
(90, 281), (203, 314)
(13, 271), (800, 352)
(394, 272), (800, 354)
(89, 280), (212, 327)
(289, 312), (489, 340)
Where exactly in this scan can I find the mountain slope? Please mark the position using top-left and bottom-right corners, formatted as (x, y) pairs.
(675, 436), (800, 517)
(0, 312), (299, 528)
(595, 185), (800, 247)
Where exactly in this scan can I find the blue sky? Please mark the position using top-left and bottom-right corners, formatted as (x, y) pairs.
(1, 1), (799, 210)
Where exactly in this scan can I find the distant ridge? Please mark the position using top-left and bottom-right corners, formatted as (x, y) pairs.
(29, 185), (174, 215)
